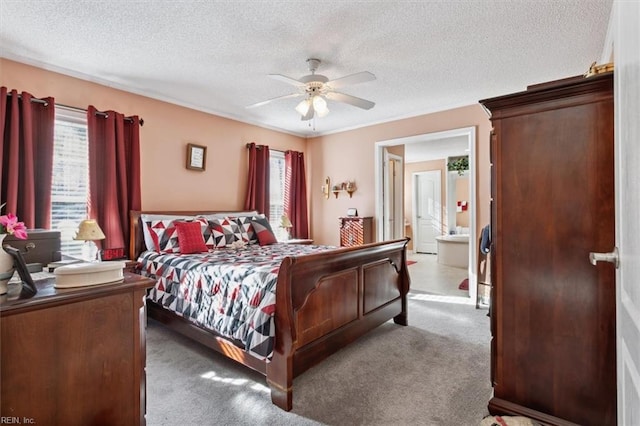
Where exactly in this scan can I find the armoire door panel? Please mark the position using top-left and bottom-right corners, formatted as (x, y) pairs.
(481, 72), (615, 426)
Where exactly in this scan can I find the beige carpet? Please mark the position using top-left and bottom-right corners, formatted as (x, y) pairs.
(146, 293), (492, 425)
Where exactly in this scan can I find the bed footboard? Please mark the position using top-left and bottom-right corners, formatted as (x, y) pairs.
(130, 211), (409, 412)
(267, 238), (410, 410)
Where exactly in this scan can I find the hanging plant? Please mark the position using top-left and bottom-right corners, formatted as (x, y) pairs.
(447, 156), (469, 176)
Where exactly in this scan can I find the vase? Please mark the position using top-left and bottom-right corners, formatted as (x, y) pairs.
(0, 234), (16, 295)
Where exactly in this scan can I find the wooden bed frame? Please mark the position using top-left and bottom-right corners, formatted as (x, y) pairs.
(130, 210), (410, 411)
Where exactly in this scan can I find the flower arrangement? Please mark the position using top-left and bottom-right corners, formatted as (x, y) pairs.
(0, 203), (27, 240)
(447, 156), (469, 176)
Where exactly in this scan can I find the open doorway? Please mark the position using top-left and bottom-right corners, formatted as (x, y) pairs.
(375, 126), (477, 304)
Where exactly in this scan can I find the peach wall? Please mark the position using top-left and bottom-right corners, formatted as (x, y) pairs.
(403, 159), (446, 250)
(1, 59), (306, 211)
(307, 105), (491, 250)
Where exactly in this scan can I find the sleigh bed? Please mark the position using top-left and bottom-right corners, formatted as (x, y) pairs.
(129, 210), (410, 411)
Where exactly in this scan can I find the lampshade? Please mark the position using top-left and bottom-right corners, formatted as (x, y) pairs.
(295, 99), (311, 116)
(74, 219), (106, 241)
(312, 95), (329, 117)
(280, 215), (292, 228)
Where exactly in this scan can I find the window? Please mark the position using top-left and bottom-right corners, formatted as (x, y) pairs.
(51, 107), (89, 257)
(269, 151), (288, 241)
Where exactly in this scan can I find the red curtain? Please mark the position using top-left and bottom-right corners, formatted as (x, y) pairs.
(0, 87), (55, 228)
(284, 150), (309, 239)
(87, 106), (141, 254)
(244, 142), (270, 218)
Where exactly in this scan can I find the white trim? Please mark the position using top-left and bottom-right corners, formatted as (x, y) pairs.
(600, 2), (616, 64)
(383, 152), (404, 240)
(375, 126), (477, 305)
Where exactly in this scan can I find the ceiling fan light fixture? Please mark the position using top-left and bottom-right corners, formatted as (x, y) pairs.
(295, 99), (311, 116)
(312, 95), (329, 117)
(248, 58), (375, 122)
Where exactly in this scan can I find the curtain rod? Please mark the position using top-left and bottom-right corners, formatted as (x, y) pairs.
(57, 103), (144, 126)
(246, 143), (269, 150)
(245, 143), (285, 154)
(5, 93), (144, 126)
(6, 93), (50, 106)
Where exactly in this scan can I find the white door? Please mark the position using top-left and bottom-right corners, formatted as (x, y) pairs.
(413, 170), (441, 254)
(615, 1), (640, 423)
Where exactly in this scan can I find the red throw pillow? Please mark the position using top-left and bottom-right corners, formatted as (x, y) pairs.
(175, 221), (208, 254)
(251, 217), (278, 246)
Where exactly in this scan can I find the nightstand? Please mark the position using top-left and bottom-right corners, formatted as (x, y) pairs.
(339, 217), (373, 247)
(123, 259), (140, 273)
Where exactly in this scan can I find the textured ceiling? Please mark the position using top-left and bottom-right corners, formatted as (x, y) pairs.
(0, 0), (613, 137)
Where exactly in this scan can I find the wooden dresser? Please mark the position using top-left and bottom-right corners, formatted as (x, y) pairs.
(339, 217), (374, 247)
(1, 273), (155, 426)
(480, 72), (615, 425)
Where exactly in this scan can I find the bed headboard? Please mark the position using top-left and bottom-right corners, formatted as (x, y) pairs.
(129, 210), (251, 260)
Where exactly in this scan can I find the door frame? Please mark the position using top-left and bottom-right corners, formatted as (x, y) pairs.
(383, 151), (404, 240)
(375, 126), (477, 304)
(607, 0), (640, 423)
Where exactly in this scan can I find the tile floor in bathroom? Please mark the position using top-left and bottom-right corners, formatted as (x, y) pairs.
(406, 252), (470, 297)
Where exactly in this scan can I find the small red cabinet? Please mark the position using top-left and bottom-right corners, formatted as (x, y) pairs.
(339, 217), (373, 247)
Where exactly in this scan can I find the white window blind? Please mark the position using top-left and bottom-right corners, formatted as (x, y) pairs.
(51, 107), (89, 257)
(269, 151), (288, 241)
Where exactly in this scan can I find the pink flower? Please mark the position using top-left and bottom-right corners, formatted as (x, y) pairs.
(0, 213), (27, 240)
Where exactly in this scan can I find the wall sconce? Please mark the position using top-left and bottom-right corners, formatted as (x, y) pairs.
(321, 176), (331, 199)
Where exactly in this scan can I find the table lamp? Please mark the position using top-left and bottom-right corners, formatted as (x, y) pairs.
(74, 219), (106, 261)
(280, 215), (292, 241)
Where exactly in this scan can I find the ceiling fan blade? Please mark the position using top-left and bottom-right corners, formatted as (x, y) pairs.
(326, 71), (376, 89)
(325, 92), (375, 110)
(268, 74), (307, 88)
(246, 93), (302, 109)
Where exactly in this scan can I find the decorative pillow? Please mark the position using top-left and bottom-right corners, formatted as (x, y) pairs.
(251, 216), (278, 245)
(232, 215), (264, 244)
(146, 219), (180, 253)
(141, 214), (193, 251)
(174, 221), (208, 254)
(193, 216), (215, 248)
(208, 218), (245, 247)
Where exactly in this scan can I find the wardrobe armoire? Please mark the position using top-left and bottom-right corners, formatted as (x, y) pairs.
(480, 72), (615, 426)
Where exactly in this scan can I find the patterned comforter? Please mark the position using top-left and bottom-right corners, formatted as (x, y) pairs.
(140, 243), (335, 360)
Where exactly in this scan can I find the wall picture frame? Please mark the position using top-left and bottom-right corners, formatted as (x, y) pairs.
(186, 143), (207, 171)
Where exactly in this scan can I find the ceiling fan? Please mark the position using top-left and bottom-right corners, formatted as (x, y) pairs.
(247, 58), (376, 121)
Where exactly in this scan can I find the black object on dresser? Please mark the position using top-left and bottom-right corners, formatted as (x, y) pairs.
(4, 229), (61, 265)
